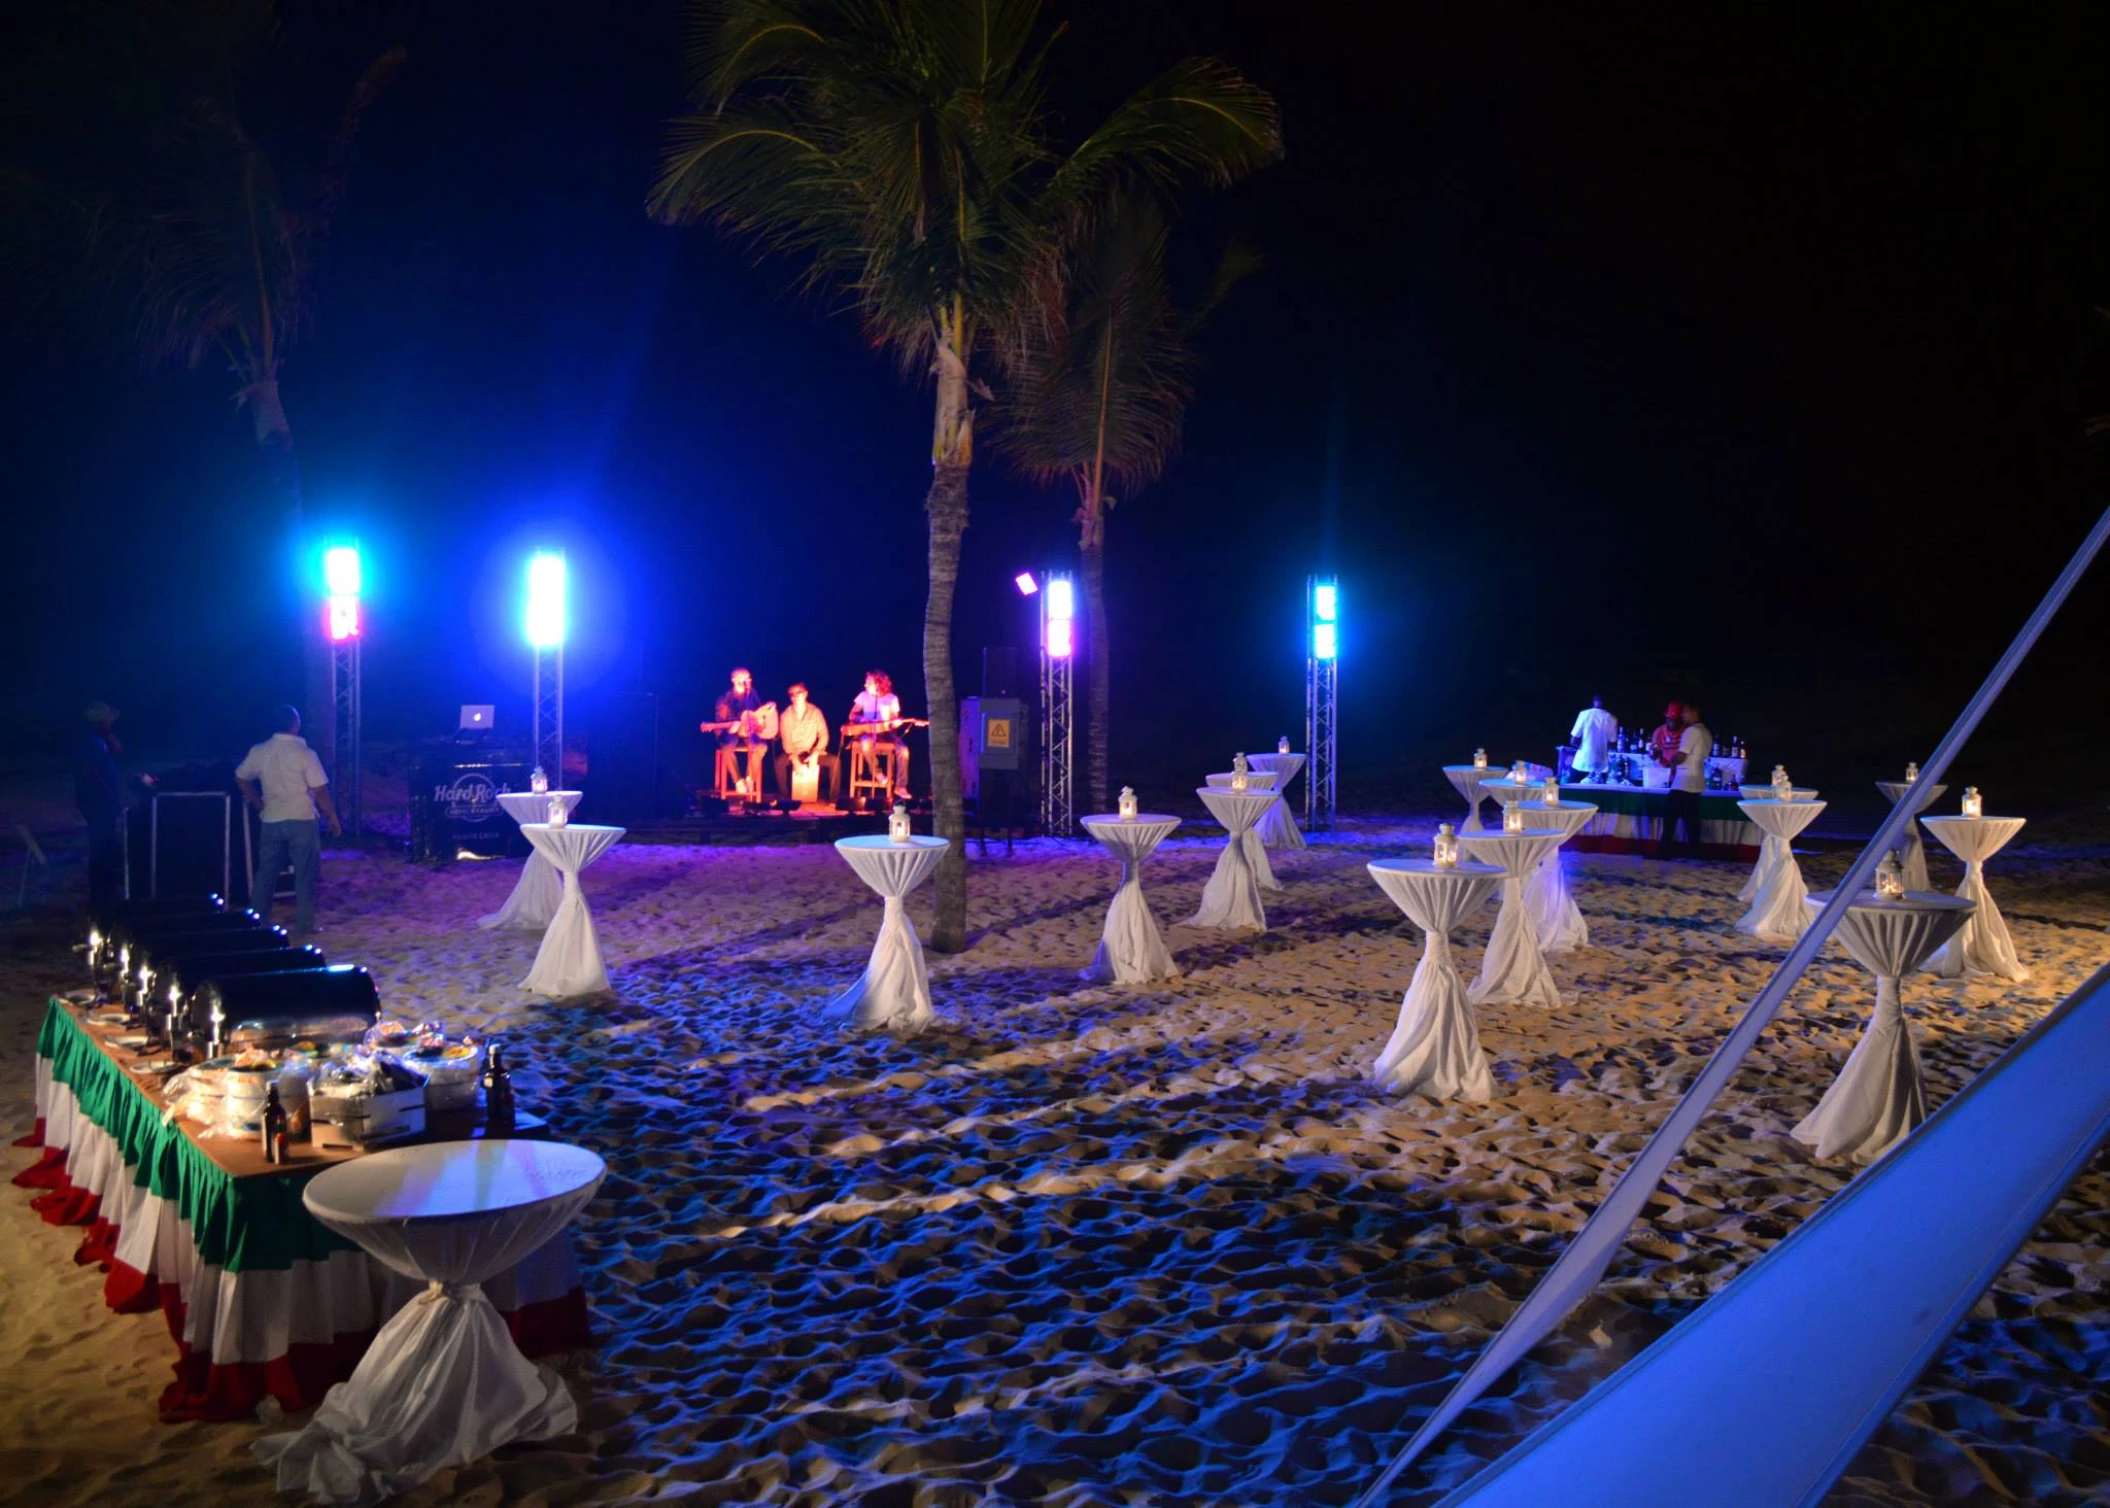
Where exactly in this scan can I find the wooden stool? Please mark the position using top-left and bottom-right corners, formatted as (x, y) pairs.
(847, 740), (901, 808)
(715, 743), (764, 800)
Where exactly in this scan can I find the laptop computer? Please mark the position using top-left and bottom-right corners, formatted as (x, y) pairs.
(458, 704), (495, 732)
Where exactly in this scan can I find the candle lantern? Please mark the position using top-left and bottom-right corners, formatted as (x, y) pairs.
(1875, 852), (1905, 900)
(1472, 748), (1488, 772)
(889, 802), (913, 843)
(1961, 786), (1982, 819)
(1541, 777), (1560, 806)
(1502, 802), (1525, 834)
(1231, 753), (1249, 794)
(530, 765), (549, 795)
(547, 796), (569, 829)
(1510, 760), (1528, 785)
(1433, 823), (1460, 868)
(1118, 787), (1138, 821)
(1904, 761), (1919, 786)
(1277, 735), (1291, 756)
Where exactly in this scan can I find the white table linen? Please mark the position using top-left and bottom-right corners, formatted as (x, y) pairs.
(1079, 816), (1182, 984)
(828, 835), (949, 1032)
(1735, 799), (1827, 942)
(518, 823), (625, 997)
(255, 1141), (606, 1506)
(1792, 890), (1973, 1165)
(1735, 788), (1817, 900)
(1480, 777), (1546, 810)
(1458, 830), (1566, 1009)
(1518, 800), (1597, 954)
(479, 791), (584, 931)
(1920, 816), (2029, 981)
(1186, 789), (1279, 930)
(1367, 859), (1504, 1101)
(1249, 752), (1307, 850)
(1443, 765), (1498, 834)
(1203, 774), (1281, 891)
(1876, 780), (1946, 893)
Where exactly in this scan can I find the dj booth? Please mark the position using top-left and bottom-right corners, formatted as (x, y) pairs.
(408, 744), (534, 864)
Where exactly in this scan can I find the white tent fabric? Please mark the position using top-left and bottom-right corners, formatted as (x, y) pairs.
(1441, 963), (2110, 1508)
(1734, 799), (1827, 943)
(1519, 801), (1596, 954)
(1367, 859), (1504, 1101)
(1079, 815), (1182, 984)
(1348, 505), (2110, 1508)
(255, 1142), (605, 1507)
(1875, 780), (1945, 893)
(1792, 890), (1974, 1165)
(1187, 788), (1278, 930)
(518, 823), (625, 998)
(827, 835), (948, 1033)
(1458, 830), (1565, 1009)
(1249, 752), (1307, 849)
(1442, 765), (1498, 833)
(1921, 816), (2030, 981)
(480, 791), (583, 931)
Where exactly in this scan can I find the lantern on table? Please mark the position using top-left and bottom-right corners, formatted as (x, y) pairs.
(889, 801), (913, 843)
(1231, 753), (1249, 794)
(547, 795), (569, 829)
(1277, 735), (1291, 756)
(1541, 778), (1560, 807)
(1961, 786), (1982, 819)
(530, 765), (549, 795)
(1433, 823), (1460, 868)
(1118, 787), (1138, 821)
(1875, 852), (1905, 900)
(1473, 748), (1488, 772)
(1904, 761), (1919, 785)
(1502, 802), (1525, 834)
(1509, 760), (1528, 785)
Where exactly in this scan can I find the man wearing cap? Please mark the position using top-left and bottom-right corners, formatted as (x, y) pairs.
(1649, 702), (1686, 768)
(235, 705), (341, 937)
(76, 702), (126, 906)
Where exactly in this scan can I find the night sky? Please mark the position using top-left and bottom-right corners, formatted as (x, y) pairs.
(5, 2), (2107, 812)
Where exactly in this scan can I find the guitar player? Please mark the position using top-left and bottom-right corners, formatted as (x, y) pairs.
(847, 669), (914, 801)
(709, 667), (777, 799)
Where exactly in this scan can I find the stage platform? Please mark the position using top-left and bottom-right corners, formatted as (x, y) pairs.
(622, 808), (1038, 849)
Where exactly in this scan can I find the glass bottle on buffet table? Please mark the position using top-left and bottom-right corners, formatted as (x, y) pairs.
(483, 1042), (516, 1130)
(263, 1082), (289, 1164)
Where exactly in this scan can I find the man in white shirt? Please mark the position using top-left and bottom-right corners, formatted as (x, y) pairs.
(234, 706), (341, 936)
(1662, 703), (1714, 860)
(1568, 696), (1618, 784)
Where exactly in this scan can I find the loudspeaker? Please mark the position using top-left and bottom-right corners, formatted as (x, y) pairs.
(147, 792), (240, 905)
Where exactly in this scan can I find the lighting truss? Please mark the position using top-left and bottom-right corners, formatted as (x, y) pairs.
(1039, 571), (1075, 837)
(330, 636), (362, 836)
(1305, 575), (1338, 831)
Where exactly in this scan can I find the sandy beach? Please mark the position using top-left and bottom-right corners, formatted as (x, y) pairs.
(4, 811), (2107, 1507)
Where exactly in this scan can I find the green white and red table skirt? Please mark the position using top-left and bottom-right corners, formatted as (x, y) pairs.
(1556, 784), (1762, 862)
(12, 1000), (590, 1422)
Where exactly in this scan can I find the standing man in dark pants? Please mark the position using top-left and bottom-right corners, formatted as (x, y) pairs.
(76, 701), (126, 907)
(235, 706), (342, 938)
(1662, 702), (1714, 860)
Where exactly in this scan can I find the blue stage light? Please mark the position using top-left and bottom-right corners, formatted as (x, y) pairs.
(323, 544), (362, 598)
(1314, 622), (1337, 660)
(1311, 578), (1338, 660)
(1044, 575), (1076, 658)
(1314, 582), (1337, 623)
(525, 552), (568, 649)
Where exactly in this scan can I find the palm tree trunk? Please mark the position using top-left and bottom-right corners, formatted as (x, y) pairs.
(1081, 535), (1110, 814)
(924, 458), (969, 952)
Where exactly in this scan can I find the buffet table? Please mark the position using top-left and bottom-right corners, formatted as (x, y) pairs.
(12, 999), (590, 1422)
(1554, 783), (1762, 861)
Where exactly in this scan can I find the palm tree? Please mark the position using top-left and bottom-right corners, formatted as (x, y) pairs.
(2, 1), (402, 757)
(998, 192), (1257, 813)
(651, 0), (1280, 952)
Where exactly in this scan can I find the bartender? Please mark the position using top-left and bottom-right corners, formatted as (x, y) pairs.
(1568, 697), (1617, 784)
(1649, 702), (1685, 767)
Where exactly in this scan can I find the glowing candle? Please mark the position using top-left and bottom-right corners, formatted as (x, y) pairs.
(1961, 787), (1982, 819)
(1875, 852), (1905, 900)
(889, 802), (912, 843)
(1278, 736), (1291, 756)
(547, 796), (568, 829)
(1472, 748), (1488, 772)
(1904, 761), (1919, 785)
(1502, 802), (1525, 834)
(1541, 778), (1560, 807)
(1433, 823), (1459, 867)
(530, 766), (548, 795)
(1118, 786), (1138, 821)
(1231, 753), (1249, 794)
(1510, 761), (1528, 785)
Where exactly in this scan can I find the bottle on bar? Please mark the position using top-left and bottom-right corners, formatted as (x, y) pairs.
(263, 1082), (289, 1165)
(483, 1042), (516, 1132)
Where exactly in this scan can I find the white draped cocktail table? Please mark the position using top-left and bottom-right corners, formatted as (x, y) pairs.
(1737, 787), (1819, 901)
(1876, 780), (1945, 893)
(1458, 829), (1566, 1009)
(1079, 815), (1182, 985)
(1204, 773), (1281, 892)
(1480, 777), (1545, 812)
(519, 823), (625, 998)
(1793, 889), (1973, 1165)
(1921, 815), (2029, 981)
(1249, 752), (1307, 850)
(1367, 858), (1504, 1101)
(1517, 799), (1597, 954)
(255, 1140), (606, 1506)
(1187, 788), (1279, 930)
(1443, 765), (1499, 834)
(1735, 799), (1827, 943)
(480, 791), (584, 931)
(828, 835), (949, 1033)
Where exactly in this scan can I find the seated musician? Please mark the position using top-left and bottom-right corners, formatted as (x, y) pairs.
(772, 683), (841, 806)
(846, 669), (911, 800)
(711, 667), (771, 798)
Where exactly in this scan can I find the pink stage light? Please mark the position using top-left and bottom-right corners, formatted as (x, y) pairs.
(1015, 571), (1039, 596)
(325, 595), (361, 642)
(1047, 618), (1074, 659)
